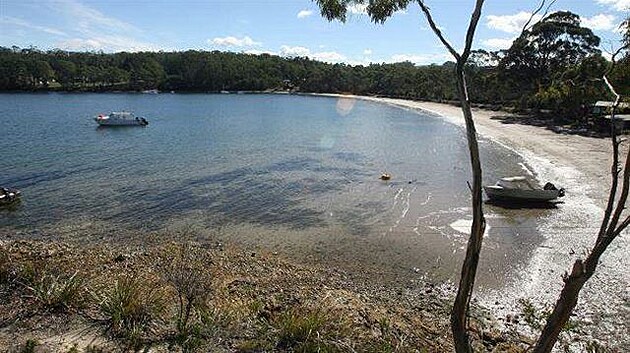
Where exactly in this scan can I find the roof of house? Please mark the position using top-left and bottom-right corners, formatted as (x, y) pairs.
(595, 101), (630, 108)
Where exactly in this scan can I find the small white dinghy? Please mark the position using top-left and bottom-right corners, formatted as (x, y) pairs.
(483, 176), (564, 202)
(0, 187), (21, 205)
(95, 112), (148, 126)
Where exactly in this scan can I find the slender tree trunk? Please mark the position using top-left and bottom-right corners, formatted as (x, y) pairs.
(533, 259), (592, 352)
(533, 67), (629, 352)
(450, 66), (486, 353)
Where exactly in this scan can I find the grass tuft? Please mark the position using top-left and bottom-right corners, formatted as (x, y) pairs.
(94, 274), (166, 347)
(19, 339), (39, 353)
(15, 258), (87, 313)
(273, 305), (344, 352)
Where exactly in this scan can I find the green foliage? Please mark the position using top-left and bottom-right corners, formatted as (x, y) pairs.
(518, 298), (580, 333)
(19, 339), (39, 353)
(0, 245), (10, 284)
(94, 274), (166, 347)
(14, 258), (87, 313)
(315, 0), (413, 23)
(273, 306), (344, 352)
(65, 344), (79, 353)
(24, 269), (86, 313)
(501, 11), (601, 94)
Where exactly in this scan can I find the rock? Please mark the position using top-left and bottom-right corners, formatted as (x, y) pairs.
(482, 329), (507, 345)
(113, 254), (128, 262)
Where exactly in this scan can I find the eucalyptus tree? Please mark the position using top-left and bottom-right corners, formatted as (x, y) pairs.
(500, 11), (601, 92)
(314, 1), (487, 352)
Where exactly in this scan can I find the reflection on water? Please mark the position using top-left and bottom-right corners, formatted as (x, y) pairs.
(0, 93), (549, 286)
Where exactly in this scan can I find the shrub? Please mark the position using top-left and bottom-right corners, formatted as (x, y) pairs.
(156, 243), (213, 333)
(19, 339), (39, 353)
(0, 245), (9, 284)
(94, 274), (166, 347)
(16, 257), (87, 313)
(274, 306), (343, 352)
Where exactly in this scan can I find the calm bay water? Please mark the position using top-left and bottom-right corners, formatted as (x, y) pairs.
(0, 93), (547, 285)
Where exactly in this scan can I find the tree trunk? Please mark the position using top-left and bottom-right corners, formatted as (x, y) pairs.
(450, 65), (486, 353)
(532, 260), (591, 353)
(534, 69), (629, 352)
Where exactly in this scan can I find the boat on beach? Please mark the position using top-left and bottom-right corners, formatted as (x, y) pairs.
(95, 112), (149, 126)
(483, 176), (564, 202)
(0, 187), (21, 205)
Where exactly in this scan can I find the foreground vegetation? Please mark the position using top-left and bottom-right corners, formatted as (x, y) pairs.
(1, 11), (628, 125)
(0, 238), (561, 352)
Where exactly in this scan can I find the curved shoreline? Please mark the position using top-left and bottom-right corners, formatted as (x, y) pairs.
(313, 93), (629, 350)
(309, 93), (615, 203)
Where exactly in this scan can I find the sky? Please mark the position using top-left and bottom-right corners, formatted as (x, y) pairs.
(0, 0), (627, 65)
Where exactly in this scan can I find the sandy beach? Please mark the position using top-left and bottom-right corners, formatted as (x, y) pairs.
(326, 95), (615, 204)
(320, 94), (629, 350)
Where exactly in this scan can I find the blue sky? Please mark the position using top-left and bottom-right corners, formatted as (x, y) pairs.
(0, 0), (627, 65)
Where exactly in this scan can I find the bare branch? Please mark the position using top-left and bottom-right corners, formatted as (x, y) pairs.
(461, 0), (486, 62)
(416, 1), (460, 61)
(521, 0), (557, 34)
(614, 215), (630, 237)
(521, 0), (545, 33)
(607, 142), (630, 237)
(540, 0), (557, 22)
(597, 61), (623, 242)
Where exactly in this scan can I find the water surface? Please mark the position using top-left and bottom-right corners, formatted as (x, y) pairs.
(0, 93), (549, 286)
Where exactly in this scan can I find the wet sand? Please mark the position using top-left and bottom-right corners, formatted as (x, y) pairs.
(315, 94), (629, 350)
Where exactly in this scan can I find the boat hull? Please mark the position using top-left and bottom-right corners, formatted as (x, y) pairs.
(96, 119), (147, 126)
(483, 186), (561, 202)
(0, 188), (21, 205)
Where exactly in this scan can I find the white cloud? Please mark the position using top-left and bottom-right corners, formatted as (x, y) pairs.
(312, 51), (346, 63)
(56, 35), (162, 52)
(486, 11), (542, 34)
(482, 37), (516, 49)
(53, 0), (139, 34)
(210, 36), (261, 47)
(346, 4), (406, 16)
(279, 45), (346, 63)
(596, 0), (630, 11)
(389, 53), (451, 65)
(348, 4), (368, 15)
(363, 49), (372, 55)
(582, 14), (617, 31)
(49, 0), (167, 52)
(280, 45), (311, 57)
(0, 16), (67, 36)
(297, 10), (313, 19)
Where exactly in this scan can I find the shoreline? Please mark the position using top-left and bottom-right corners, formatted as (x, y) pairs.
(1, 92), (627, 350)
(310, 93), (616, 204)
(314, 93), (629, 350)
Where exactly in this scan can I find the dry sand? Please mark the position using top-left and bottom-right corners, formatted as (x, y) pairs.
(313, 94), (629, 350)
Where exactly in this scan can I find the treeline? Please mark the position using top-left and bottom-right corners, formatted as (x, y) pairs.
(1, 11), (628, 121)
(0, 47), (458, 100)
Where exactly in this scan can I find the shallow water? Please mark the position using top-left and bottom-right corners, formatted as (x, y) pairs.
(0, 93), (549, 287)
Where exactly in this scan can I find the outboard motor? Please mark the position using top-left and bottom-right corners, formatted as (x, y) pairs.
(544, 182), (565, 198)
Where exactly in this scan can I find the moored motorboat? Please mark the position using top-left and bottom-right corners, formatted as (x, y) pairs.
(483, 176), (564, 202)
(0, 187), (21, 205)
(95, 112), (149, 126)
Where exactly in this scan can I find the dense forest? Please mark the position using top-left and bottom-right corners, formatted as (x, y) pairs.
(1, 11), (628, 121)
